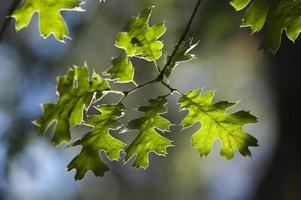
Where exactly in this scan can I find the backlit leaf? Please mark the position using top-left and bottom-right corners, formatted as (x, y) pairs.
(107, 54), (134, 83)
(164, 39), (198, 78)
(67, 104), (126, 180)
(33, 64), (110, 145)
(125, 96), (173, 168)
(179, 89), (258, 159)
(12, 0), (82, 41)
(115, 7), (166, 61)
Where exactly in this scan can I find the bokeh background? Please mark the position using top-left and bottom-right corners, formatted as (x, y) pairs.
(0, 0), (300, 200)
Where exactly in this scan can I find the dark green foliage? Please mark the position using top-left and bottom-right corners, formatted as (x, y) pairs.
(230, 0), (301, 52)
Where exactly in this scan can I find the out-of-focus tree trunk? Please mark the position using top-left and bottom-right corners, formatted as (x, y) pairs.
(251, 38), (301, 200)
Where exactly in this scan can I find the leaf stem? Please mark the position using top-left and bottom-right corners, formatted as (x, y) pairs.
(153, 60), (161, 73)
(131, 80), (139, 87)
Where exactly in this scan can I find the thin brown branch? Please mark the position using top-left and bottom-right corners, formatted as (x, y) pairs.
(118, 78), (158, 103)
(158, 0), (202, 81)
(0, 0), (21, 43)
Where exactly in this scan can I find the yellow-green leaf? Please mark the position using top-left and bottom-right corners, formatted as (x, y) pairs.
(107, 54), (134, 83)
(179, 89), (258, 160)
(115, 7), (166, 61)
(12, 0), (82, 41)
(125, 96), (173, 168)
(33, 65), (110, 145)
(67, 104), (126, 180)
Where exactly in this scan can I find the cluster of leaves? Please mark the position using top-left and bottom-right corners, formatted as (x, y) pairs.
(34, 7), (258, 180)
(230, 0), (301, 53)
(11, 0), (301, 53)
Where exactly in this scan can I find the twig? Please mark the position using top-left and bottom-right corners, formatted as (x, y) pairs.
(158, 0), (202, 81)
(118, 78), (158, 103)
(0, 0), (21, 43)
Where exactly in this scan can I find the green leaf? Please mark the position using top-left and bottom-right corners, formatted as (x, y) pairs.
(179, 89), (258, 160)
(107, 54), (134, 83)
(33, 65), (110, 146)
(125, 96), (173, 169)
(164, 39), (198, 78)
(230, 0), (251, 11)
(241, 0), (270, 33)
(67, 104), (126, 180)
(115, 7), (166, 61)
(230, 0), (301, 53)
(12, 0), (82, 41)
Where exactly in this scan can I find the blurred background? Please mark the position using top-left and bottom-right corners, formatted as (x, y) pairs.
(0, 0), (300, 199)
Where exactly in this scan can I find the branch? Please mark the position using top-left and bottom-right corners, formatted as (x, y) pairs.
(119, 78), (158, 102)
(0, 0), (21, 43)
(158, 0), (202, 81)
